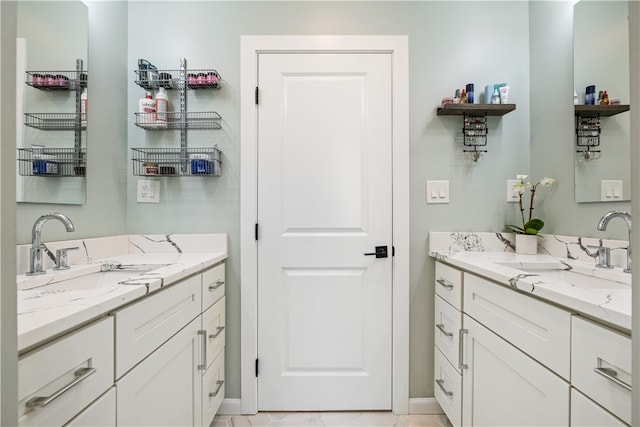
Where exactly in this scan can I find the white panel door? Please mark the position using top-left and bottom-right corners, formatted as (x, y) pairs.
(257, 52), (393, 410)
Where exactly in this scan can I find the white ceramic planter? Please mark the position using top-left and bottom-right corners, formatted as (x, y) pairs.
(515, 234), (538, 255)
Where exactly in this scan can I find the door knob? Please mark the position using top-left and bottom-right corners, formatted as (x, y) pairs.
(364, 246), (388, 258)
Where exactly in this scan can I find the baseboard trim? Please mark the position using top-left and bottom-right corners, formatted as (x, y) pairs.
(408, 398), (444, 415)
(221, 397), (443, 416)
(218, 398), (242, 415)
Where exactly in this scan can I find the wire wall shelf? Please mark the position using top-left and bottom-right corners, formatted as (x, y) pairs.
(24, 113), (86, 131)
(131, 146), (222, 177)
(18, 147), (87, 177)
(135, 69), (221, 90)
(25, 70), (87, 91)
(135, 111), (221, 130)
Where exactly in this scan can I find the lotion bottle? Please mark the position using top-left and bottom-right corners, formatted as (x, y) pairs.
(155, 87), (169, 128)
(80, 88), (88, 126)
(138, 91), (155, 126)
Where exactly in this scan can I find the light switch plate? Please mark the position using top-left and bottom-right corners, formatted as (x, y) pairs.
(137, 179), (160, 203)
(426, 180), (450, 204)
(601, 180), (623, 201)
(507, 180), (520, 202)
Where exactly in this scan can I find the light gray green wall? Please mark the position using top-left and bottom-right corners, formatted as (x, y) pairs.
(126, 1), (531, 399)
(8, 0), (634, 405)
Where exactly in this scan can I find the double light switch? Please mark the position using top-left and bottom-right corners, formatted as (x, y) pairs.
(426, 180), (450, 204)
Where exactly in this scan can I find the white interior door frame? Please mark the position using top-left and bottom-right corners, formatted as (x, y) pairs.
(240, 35), (409, 415)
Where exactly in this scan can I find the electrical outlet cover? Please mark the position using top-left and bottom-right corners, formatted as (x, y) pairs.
(137, 179), (160, 203)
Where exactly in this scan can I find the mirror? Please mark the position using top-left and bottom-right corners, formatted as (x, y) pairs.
(573, 0), (630, 203)
(16, 1), (88, 205)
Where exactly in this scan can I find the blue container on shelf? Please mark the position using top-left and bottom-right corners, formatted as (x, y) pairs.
(190, 153), (212, 175)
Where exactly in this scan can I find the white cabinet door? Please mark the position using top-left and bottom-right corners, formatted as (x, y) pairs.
(116, 317), (201, 427)
(461, 314), (569, 427)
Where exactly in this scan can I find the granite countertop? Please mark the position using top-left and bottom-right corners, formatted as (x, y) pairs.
(430, 250), (631, 332)
(17, 251), (227, 354)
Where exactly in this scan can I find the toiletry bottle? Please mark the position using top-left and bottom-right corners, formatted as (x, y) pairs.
(155, 87), (169, 127)
(600, 90), (610, 105)
(491, 89), (500, 104)
(138, 91), (155, 126)
(597, 90), (603, 105)
(459, 89), (468, 104)
(465, 83), (474, 104)
(80, 88), (88, 126)
(453, 89), (461, 104)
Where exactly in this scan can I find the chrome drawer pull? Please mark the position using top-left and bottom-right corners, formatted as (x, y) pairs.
(594, 367), (632, 392)
(436, 278), (454, 290)
(459, 329), (468, 370)
(208, 280), (224, 291)
(209, 326), (225, 339)
(435, 379), (453, 396)
(25, 367), (96, 409)
(198, 330), (207, 370)
(209, 380), (225, 398)
(436, 323), (453, 337)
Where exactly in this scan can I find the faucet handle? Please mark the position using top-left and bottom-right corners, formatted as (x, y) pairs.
(53, 247), (79, 271)
(589, 245), (613, 269)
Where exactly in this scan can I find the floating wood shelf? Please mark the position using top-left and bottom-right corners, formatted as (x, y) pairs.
(436, 103), (516, 116)
(574, 104), (630, 118)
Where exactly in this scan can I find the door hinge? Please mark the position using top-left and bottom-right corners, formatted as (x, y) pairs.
(392, 246), (395, 257)
(255, 223), (259, 241)
(255, 86), (259, 105)
(255, 358), (259, 377)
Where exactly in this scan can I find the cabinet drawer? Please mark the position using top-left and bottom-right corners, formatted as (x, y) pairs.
(463, 272), (571, 379)
(435, 262), (462, 310)
(434, 295), (462, 373)
(434, 347), (461, 427)
(202, 263), (225, 311)
(65, 387), (116, 427)
(114, 274), (201, 379)
(570, 388), (627, 427)
(18, 317), (114, 427)
(202, 350), (225, 426)
(572, 316), (631, 425)
(202, 296), (226, 371)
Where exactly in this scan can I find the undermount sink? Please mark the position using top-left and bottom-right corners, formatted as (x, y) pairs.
(518, 268), (629, 290)
(20, 264), (167, 292)
(496, 261), (631, 288)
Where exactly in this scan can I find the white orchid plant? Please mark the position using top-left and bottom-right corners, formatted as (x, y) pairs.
(506, 175), (557, 235)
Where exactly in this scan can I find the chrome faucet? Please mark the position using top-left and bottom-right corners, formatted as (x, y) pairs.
(28, 212), (75, 275)
(597, 211), (632, 273)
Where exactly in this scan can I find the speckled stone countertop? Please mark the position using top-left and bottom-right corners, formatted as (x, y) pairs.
(429, 232), (631, 332)
(17, 234), (227, 353)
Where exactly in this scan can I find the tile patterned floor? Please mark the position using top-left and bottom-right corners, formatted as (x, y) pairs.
(211, 412), (449, 427)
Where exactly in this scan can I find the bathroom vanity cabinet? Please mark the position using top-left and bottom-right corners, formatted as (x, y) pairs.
(115, 261), (226, 427)
(433, 261), (631, 427)
(17, 261), (226, 427)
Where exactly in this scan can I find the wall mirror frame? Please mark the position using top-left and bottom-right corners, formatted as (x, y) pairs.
(16, 0), (88, 205)
(573, 0), (631, 203)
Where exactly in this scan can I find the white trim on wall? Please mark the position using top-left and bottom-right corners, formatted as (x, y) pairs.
(240, 35), (410, 415)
